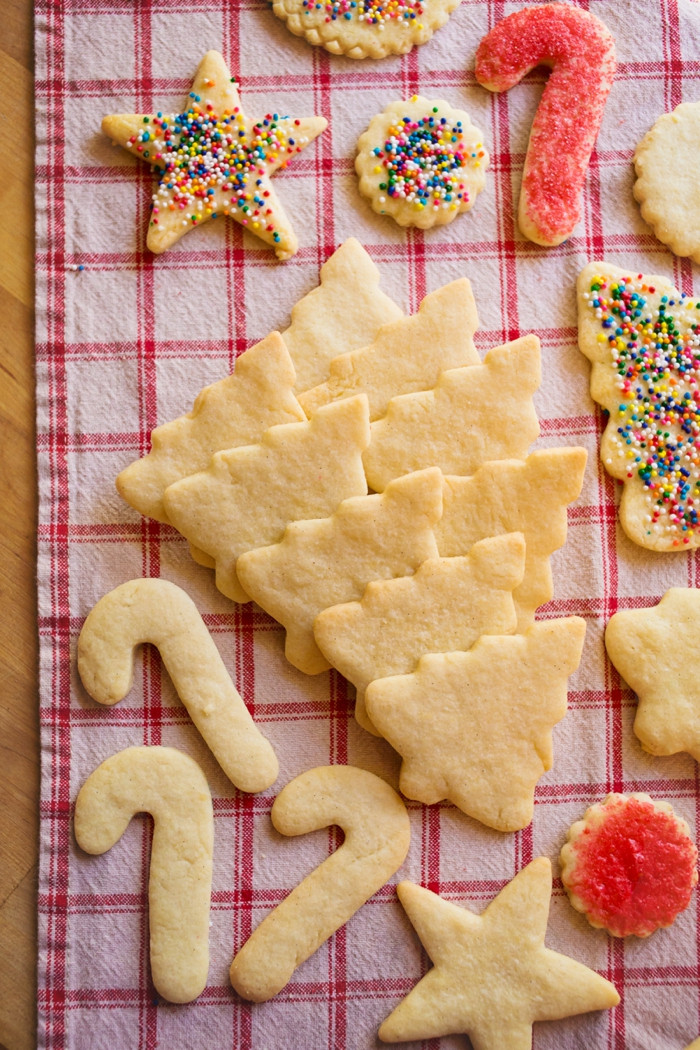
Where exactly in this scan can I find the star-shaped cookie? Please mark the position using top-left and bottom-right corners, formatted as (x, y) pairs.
(379, 858), (619, 1047)
(102, 50), (327, 258)
(605, 588), (700, 762)
(365, 618), (586, 829)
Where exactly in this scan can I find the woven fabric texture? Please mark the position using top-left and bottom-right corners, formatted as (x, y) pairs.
(35, 0), (700, 1046)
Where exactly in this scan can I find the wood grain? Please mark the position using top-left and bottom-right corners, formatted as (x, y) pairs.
(0, 0), (39, 1048)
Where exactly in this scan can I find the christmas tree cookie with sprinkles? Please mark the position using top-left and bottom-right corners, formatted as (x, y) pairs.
(101, 51), (327, 258)
(355, 97), (488, 229)
(272, 0), (460, 60)
(578, 262), (700, 550)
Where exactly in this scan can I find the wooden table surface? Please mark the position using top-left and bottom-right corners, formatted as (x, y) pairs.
(1, 0), (39, 1047)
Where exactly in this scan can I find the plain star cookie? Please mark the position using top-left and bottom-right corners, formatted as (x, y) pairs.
(378, 858), (619, 1046)
(102, 50), (327, 258)
(365, 618), (586, 830)
(605, 589), (700, 762)
(355, 96), (488, 229)
(634, 102), (700, 263)
(271, 0), (460, 61)
(560, 793), (698, 938)
(578, 262), (700, 550)
(475, 3), (616, 246)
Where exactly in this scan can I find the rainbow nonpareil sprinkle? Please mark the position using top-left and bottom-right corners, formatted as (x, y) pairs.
(373, 109), (485, 213)
(128, 96), (306, 244)
(302, 0), (423, 25)
(584, 274), (700, 544)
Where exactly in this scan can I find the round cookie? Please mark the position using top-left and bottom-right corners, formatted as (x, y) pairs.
(271, 0), (460, 61)
(560, 793), (698, 938)
(634, 102), (700, 263)
(355, 96), (488, 229)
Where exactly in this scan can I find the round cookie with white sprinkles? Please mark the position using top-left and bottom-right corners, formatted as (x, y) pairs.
(355, 96), (488, 230)
(272, 0), (460, 61)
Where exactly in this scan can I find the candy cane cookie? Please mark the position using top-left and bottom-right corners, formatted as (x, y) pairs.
(230, 766), (410, 1001)
(74, 747), (214, 1003)
(77, 578), (279, 793)
(475, 3), (616, 246)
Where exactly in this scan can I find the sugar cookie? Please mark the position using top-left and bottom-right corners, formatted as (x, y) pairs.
(366, 619), (586, 831)
(229, 766), (410, 1001)
(271, 0), (460, 61)
(236, 467), (443, 675)
(102, 51), (327, 258)
(355, 96), (488, 229)
(162, 396), (370, 603)
(299, 279), (480, 421)
(560, 793), (698, 937)
(116, 332), (305, 527)
(284, 238), (403, 392)
(634, 102), (700, 263)
(378, 858), (619, 1044)
(77, 578), (278, 793)
(578, 262), (700, 550)
(475, 3), (616, 246)
(436, 448), (587, 629)
(314, 533), (526, 735)
(74, 746), (213, 1003)
(363, 334), (541, 491)
(605, 588), (700, 763)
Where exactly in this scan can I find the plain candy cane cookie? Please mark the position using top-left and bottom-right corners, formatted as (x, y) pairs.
(74, 746), (214, 1003)
(229, 766), (410, 1001)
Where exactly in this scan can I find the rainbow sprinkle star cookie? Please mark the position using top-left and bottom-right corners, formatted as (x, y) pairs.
(272, 0), (460, 60)
(578, 261), (700, 550)
(356, 97), (488, 229)
(102, 51), (327, 258)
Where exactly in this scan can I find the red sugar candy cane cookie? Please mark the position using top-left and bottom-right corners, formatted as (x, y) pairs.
(475, 3), (616, 246)
(560, 793), (698, 938)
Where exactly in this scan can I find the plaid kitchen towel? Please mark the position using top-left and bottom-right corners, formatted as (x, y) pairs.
(34, 0), (700, 1046)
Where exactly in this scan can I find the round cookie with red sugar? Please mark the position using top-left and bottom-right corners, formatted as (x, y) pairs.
(560, 793), (698, 938)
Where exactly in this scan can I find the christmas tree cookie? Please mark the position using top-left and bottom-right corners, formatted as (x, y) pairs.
(366, 619), (586, 831)
(236, 468), (443, 675)
(162, 396), (370, 603)
(116, 331), (305, 527)
(283, 238), (403, 392)
(435, 448), (587, 629)
(102, 51), (327, 258)
(363, 334), (541, 491)
(314, 533), (526, 734)
(378, 858), (618, 1045)
(299, 279), (480, 421)
(578, 262), (700, 550)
